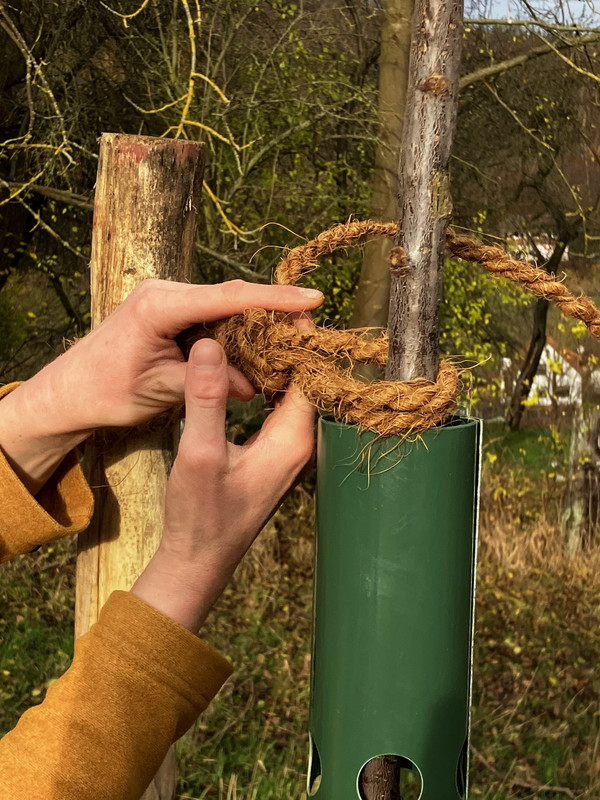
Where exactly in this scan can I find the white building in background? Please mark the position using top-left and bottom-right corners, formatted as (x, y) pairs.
(506, 234), (570, 265)
(530, 336), (582, 407)
(499, 336), (585, 409)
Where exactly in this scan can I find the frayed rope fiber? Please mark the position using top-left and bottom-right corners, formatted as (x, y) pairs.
(179, 220), (600, 437)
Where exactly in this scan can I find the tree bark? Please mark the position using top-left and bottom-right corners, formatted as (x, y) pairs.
(75, 133), (205, 799)
(564, 379), (600, 555)
(358, 0), (463, 797)
(506, 297), (549, 432)
(506, 239), (569, 431)
(360, 756), (403, 800)
(351, 0), (414, 332)
(385, 0), (464, 382)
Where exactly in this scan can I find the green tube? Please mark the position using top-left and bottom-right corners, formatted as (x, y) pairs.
(308, 416), (481, 799)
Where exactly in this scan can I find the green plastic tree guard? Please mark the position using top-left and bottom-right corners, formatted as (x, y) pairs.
(308, 416), (481, 799)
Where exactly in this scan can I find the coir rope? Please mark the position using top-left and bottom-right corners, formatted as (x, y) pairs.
(179, 220), (600, 437)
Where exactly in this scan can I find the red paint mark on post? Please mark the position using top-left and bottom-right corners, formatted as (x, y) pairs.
(116, 141), (150, 164)
(173, 140), (201, 165)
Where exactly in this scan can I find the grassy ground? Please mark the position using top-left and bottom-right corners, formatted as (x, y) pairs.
(2, 421), (600, 799)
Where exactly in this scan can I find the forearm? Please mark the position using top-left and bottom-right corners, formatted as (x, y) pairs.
(0, 377), (92, 495)
(130, 545), (238, 633)
(0, 592), (232, 800)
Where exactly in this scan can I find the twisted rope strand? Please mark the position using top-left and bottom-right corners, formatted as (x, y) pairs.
(275, 220), (398, 286)
(179, 220), (600, 436)
(446, 231), (600, 337)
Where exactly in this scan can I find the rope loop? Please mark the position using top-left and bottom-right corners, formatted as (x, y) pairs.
(178, 220), (600, 437)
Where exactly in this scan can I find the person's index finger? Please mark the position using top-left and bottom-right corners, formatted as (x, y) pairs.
(209, 281), (323, 317)
(159, 281), (323, 337)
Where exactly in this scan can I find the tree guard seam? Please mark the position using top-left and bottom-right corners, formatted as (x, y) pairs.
(179, 220), (600, 437)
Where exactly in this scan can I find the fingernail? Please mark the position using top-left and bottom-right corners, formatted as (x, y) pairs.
(298, 288), (323, 300)
(191, 339), (224, 368)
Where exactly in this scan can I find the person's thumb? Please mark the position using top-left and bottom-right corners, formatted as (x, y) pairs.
(180, 339), (228, 459)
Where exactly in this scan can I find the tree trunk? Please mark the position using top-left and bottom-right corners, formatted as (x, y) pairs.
(75, 133), (205, 799)
(506, 239), (569, 431)
(360, 757), (403, 800)
(506, 297), (549, 432)
(385, 0), (464, 382)
(564, 379), (600, 555)
(351, 0), (414, 332)
(357, 0), (463, 797)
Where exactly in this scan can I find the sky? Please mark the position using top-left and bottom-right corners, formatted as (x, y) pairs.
(466, 0), (598, 24)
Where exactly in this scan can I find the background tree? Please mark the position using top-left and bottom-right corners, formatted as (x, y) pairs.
(351, 0), (413, 332)
(0, 0), (382, 380)
(348, 6), (600, 415)
(454, 19), (600, 425)
(453, 17), (600, 552)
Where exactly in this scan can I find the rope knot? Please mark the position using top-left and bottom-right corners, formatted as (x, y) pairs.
(177, 220), (600, 437)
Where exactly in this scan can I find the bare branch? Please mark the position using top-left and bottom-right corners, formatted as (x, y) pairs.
(465, 18), (600, 34)
(483, 82), (552, 152)
(534, 29), (600, 85)
(99, 0), (151, 25)
(47, 272), (86, 335)
(0, 3), (73, 163)
(460, 33), (600, 89)
(0, 179), (87, 261)
(5, 183), (94, 211)
(451, 153), (499, 185)
(196, 244), (269, 283)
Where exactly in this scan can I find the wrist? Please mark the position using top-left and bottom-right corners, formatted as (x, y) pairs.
(0, 379), (93, 495)
(131, 545), (236, 633)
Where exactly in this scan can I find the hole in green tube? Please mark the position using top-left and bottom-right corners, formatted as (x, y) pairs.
(307, 734), (322, 796)
(357, 754), (423, 800)
(456, 736), (468, 798)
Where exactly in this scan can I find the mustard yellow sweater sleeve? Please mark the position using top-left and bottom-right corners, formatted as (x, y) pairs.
(0, 591), (233, 800)
(0, 382), (95, 564)
(0, 382), (234, 798)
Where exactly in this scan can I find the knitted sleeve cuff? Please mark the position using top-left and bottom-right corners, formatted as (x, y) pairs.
(0, 382), (94, 563)
(94, 591), (234, 731)
(0, 590), (234, 800)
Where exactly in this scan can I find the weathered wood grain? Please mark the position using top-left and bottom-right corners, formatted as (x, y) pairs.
(75, 133), (205, 799)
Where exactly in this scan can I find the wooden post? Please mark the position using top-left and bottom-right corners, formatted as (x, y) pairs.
(360, 1), (464, 798)
(75, 133), (205, 799)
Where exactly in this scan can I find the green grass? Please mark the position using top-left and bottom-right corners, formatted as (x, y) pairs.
(470, 568), (600, 799)
(0, 544), (75, 732)
(483, 420), (570, 476)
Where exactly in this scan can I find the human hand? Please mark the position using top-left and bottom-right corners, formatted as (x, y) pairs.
(130, 332), (315, 632)
(0, 280), (322, 493)
(20, 279), (323, 429)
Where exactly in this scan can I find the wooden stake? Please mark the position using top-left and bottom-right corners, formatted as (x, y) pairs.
(385, 0), (464, 383)
(75, 133), (205, 799)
